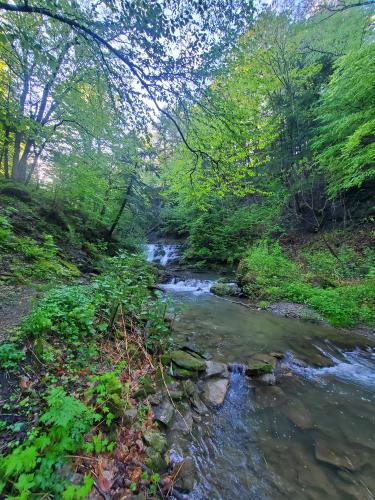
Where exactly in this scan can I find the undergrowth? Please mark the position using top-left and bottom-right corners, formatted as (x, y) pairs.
(0, 252), (173, 498)
(238, 241), (375, 327)
(0, 211), (80, 282)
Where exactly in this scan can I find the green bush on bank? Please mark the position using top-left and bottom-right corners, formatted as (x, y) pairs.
(238, 241), (375, 327)
(21, 252), (171, 353)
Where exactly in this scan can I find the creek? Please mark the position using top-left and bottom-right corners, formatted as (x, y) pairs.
(146, 243), (375, 500)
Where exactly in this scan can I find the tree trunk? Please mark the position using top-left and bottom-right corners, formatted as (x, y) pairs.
(3, 127), (10, 178)
(107, 178), (133, 239)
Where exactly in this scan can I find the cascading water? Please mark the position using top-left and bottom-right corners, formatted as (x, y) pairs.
(145, 242), (181, 266)
(160, 277), (215, 294)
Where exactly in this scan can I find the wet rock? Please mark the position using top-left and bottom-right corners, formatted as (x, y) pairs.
(172, 403), (193, 434)
(254, 385), (286, 409)
(180, 343), (206, 357)
(258, 373), (276, 385)
(263, 439), (337, 498)
(202, 378), (229, 407)
(282, 400), (314, 429)
(170, 350), (206, 371)
(337, 470), (356, 484)
(152, 399), (175, 427)
(174, 456), (196, 492)
(210, 282), (241, 297)
(315, 434), (367, 471)
(270, 351), (284, 359)
(190, 392), (208, 415)
(252, 353), (277, 368)
(204, 360), (228, 379)
(246, 363), (274, 377)
(246, 353), (277, 377)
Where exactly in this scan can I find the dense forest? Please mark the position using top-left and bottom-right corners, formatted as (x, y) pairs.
(0, 0), (374, 498)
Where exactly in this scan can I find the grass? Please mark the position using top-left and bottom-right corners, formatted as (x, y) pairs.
(238, 240), (375, 327)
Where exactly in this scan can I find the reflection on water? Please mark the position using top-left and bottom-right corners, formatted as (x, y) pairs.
(165, 278), (375, 500)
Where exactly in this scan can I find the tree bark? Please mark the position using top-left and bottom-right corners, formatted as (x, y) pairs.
(3, 127), (10, 179)
(107, 178), (134, 239)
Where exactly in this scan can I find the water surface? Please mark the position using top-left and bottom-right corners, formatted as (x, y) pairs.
(162, 274), (375, 500)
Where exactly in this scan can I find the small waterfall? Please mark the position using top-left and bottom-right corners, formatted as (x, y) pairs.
(228, 363), (247, 374)
(160, 277), (215, 294)
(144, 243), (181, 266)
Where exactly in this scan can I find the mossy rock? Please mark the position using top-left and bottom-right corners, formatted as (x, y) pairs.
(170, 350), (206, 371)
(246, 362), (273, 377)
(182, 379), (196, 397)
(210, 282), (240, 297)
(59, 259), (80, 276)
(144, 429), (168, 470)
(172, 364), (196, 379)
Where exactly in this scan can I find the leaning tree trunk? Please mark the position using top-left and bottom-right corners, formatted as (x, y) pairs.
(107, 179), (134, 240)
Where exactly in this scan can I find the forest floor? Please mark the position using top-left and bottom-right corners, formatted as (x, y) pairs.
(0, 284), (39, 344)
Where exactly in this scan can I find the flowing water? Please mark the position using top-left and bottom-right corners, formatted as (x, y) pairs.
(151, 244), (375, 499)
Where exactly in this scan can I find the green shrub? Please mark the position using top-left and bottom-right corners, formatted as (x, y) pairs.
(20, 252), (171, 351)
(238, 241), (375, 326)
(0, 387), (98, 498)
(238, 241), (300, 299)
(0, 343), (25, 369)
(21, 285), (99, 342)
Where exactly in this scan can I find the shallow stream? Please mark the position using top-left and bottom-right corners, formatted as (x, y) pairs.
(147, 244), (375, 499)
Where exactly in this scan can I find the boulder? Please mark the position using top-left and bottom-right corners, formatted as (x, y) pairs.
(152, 399), (175, 427)
(174, 456), (196, 492)
(202, 378), (229, 407)
(172, 404), (193, 434)
(210, 282), (241, 297)
(246, 353), (276, 377)
(190, 392), (208, 415)
(204, 360), (228, 379)
(170, 350), (206, 371)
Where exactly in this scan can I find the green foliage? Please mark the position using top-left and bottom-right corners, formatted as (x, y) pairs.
(180, 193), (286, 263)
(21, 285), (98, 342)
(0, 213), (11, 246)
(238, 241), (300, 299)
(0, 343), (25, 369)
(0, 387), (98, 498)
(238, 241), (375, 326)
(20, 252), (171, 353)
(87, 366), (128, 426)
(315, 43), (375, 195)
